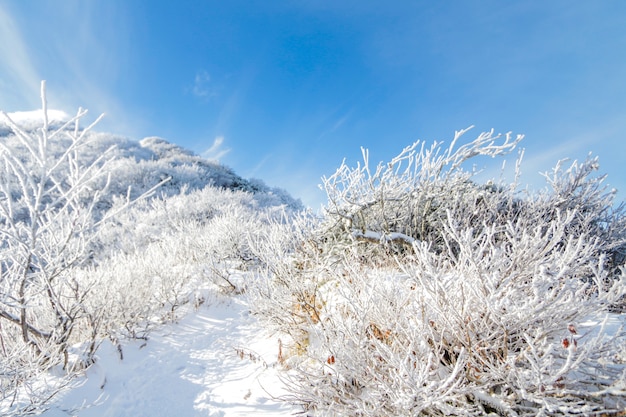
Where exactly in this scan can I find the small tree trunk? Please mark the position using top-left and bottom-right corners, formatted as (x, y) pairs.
(19, 276), (29, 344)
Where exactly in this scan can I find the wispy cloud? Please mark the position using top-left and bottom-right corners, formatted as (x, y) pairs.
(245, 154), (273, 178)
(190, 70), (216, 100)
(0, 2), (146, 137)
(316, 111), (352, 141)
(0, 4), (42, 109)
(43, 2), (141, 134)
(213, 65), (258, 134)
(202, 136), (231, 162)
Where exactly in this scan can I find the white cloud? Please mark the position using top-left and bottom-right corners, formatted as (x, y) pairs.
(191, 70), (215, 99)
(42, 2), (140, 134)
(1, 108), (69, 124)
(202, 136), (231, 162)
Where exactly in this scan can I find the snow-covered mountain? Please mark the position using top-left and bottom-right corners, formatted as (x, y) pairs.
(0, 110), (302, 211)
(0, 109), (71, 134)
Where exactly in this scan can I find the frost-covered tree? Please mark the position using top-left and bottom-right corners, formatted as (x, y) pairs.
(0, 83), (115, 355)
(0, 82), (112, 413)
(0, 82), (172, 415)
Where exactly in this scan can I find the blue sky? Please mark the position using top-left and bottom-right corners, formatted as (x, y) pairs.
(1, 1), (625, 208)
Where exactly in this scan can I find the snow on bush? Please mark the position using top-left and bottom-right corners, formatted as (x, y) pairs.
(249, 128), (626, 416)
(88, 185), (287, 342)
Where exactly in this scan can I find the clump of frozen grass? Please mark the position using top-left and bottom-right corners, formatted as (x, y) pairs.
(249, 128), (626, 416)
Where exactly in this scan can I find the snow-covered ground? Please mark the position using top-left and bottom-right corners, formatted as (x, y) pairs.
(37, 293), (626, 417)
(42, 296), (299, 417)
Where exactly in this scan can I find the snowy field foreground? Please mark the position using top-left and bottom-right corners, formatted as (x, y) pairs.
(34, 302), (626, 416)
(42, 296), (299, 417)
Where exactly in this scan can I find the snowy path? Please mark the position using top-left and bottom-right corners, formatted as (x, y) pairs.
(44, 297), (298, 417)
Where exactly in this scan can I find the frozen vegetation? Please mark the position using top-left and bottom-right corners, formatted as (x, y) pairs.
(1, 83), (625, 416)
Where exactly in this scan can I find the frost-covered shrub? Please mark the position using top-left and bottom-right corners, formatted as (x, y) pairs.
(321, 128), (625, 269)
(249, 129), (626, 416)
(538, 156), (626, 273)
(80, 183), (294, 345)
(262, 219), (625, 416)
(321, 128), (522, 252)
(87, 183), (298, 374)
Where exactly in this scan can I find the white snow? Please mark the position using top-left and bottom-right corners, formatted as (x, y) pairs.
(42, 296), (299, 417)
(1, 109), (70, 126)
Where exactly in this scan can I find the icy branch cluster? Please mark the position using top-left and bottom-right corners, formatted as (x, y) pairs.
(250, 129), (626, 416)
